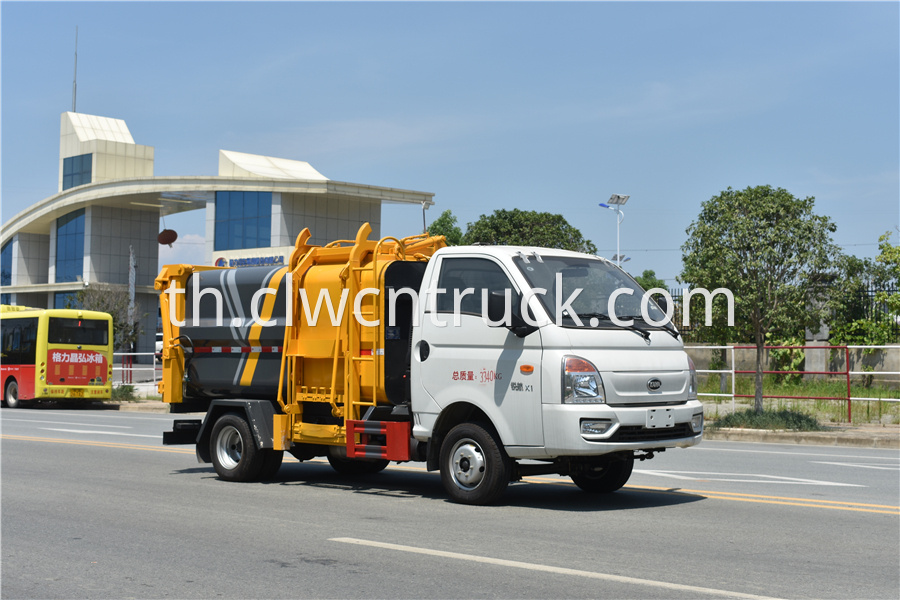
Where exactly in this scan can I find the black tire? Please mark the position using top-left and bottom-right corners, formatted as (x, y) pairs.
(209, 413), (264, 482)
(4, 379), (23, 409)
(259, 450), (284, 481)
(570, 454), (634, 493)
(327, 454), (389, 475)
(439, 422), (511, 505)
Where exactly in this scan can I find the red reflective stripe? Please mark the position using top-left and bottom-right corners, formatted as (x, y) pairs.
(191, 346), (283, 354)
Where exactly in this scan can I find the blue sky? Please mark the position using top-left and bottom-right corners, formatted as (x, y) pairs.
(2, 1), (898, 283)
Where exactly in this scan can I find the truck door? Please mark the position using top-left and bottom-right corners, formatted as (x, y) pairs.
(413, 256), (543, 447)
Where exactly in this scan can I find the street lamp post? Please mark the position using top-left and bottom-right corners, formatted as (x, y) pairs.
(599, 194), (630, 268)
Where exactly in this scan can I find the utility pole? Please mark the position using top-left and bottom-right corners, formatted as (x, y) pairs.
(599, 194), (630, 267)
(72, 26), (78, 112)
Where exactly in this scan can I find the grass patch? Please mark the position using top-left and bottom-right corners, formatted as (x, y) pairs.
(709, 408), (824, 431)
(111, 384), (138, 402)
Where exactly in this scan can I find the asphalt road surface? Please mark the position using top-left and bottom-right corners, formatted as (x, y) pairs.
(2, 407), (898, 599)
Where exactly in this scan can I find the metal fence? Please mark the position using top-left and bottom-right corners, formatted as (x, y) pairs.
(690, 344), (900, 423)
(112, 352), (159, 385)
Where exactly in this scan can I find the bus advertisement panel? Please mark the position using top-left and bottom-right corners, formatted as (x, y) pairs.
(1, 305), (113, 408)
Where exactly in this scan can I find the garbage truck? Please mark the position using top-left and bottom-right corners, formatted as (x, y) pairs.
(157, 223), (703, 504)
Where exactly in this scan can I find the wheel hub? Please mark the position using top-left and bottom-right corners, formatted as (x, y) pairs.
(450, 440), (486, 490)
(216, 426), (243, 470)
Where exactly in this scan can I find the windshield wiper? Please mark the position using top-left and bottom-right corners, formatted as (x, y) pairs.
(621, 315), (681, 339)
(574, 312), (651, 342)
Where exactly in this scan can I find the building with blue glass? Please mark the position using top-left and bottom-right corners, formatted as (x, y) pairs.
(0, 112), (435, 355)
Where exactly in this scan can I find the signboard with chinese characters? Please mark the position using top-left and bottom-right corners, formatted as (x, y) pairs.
(47, 350), (108, 386)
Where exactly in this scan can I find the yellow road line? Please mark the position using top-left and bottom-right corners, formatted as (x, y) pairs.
(360, 462), (900, 515)
(1, 434), (194, 454)
(675, 493), (899, 515)
(5, 435), (898, 515)
(628, 483), (900, 510)
(520, 476), (900, 515)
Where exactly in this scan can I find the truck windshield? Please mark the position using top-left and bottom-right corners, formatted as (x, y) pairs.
(512, 254), (674, 332)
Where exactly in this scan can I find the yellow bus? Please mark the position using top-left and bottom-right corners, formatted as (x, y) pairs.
(1, 305), (113, 408)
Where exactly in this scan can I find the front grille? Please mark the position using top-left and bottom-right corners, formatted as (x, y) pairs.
(607, 423), (694, 442)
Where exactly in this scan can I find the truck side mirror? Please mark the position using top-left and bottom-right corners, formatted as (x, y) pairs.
(487, 291), (537, 338)
(655, 294), (668, 314)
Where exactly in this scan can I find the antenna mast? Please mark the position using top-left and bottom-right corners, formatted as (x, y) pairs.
(72, 26), (78, 112)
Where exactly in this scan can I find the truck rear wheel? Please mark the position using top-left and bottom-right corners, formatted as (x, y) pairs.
(259, 450), (284, 481)
(570, 454), (634, 493)
(440, 422), (511, 505)
(327, 455), (389, 475)
(210, 413), (264, 482)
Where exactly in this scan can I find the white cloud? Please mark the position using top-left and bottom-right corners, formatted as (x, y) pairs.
(158, 233), (207, 270)
(287, 115), (482, 157)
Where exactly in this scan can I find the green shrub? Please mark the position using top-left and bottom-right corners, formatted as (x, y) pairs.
(111, 385), (137, 402)
(709, 408), (823, 431)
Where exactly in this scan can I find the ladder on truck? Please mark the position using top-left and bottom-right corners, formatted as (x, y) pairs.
(277, 224), (444, 462)
(344, 228), (407, 461)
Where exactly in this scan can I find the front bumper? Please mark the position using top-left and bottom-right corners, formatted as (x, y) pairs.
(507, 400), (703, 459)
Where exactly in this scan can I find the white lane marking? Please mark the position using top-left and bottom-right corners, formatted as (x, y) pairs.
(635, 470), (864, 487)
(330, 537), (785, 600)
(1, 418), (132, 429)
(695, 446), (900, 460)
(41, 428), (159, 438)
(811, 461), (900, 471)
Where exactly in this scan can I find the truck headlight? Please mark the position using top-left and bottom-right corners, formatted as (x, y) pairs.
(687, 356), (698, 401)
(563, 356), (606, 403)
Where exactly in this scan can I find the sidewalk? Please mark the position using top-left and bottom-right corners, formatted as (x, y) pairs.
(704, 423), (900, 449)
(106, 395), (900, 449)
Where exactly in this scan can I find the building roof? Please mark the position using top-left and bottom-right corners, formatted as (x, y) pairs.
(1, 175), (434, 246)
(64, 112), (135, 144)
(219, 150), (329, 181)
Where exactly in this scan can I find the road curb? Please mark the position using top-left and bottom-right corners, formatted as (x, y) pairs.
(107, 402), (171, 414)
(704, 427), (900, 449)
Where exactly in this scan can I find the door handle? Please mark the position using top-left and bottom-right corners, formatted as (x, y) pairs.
(419, 341), (430, 361)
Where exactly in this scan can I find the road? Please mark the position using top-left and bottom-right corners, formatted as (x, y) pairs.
(2, 407), (898, 599)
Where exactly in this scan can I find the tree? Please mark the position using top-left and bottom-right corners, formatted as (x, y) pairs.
(632, 269), (666, 291)
(427, 210), (464, 245)
(72, 283), (144, 351)
(829, 232), (899, 346)
(681, 185), (838, 412)
(875, 231), (900, 316)
(465, 209), (597, 253)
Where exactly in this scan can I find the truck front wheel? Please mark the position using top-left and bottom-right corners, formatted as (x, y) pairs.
(440, 422), (511, 505)
(210, 413), (264, 482)
(570, 454), (634, 493)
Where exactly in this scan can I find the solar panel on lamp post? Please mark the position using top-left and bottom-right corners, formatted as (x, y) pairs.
(599, 194), (630, 267)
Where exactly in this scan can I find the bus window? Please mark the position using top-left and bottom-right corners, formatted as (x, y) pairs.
(47, 318), (109, 346)
(1, 318), (38, 365)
